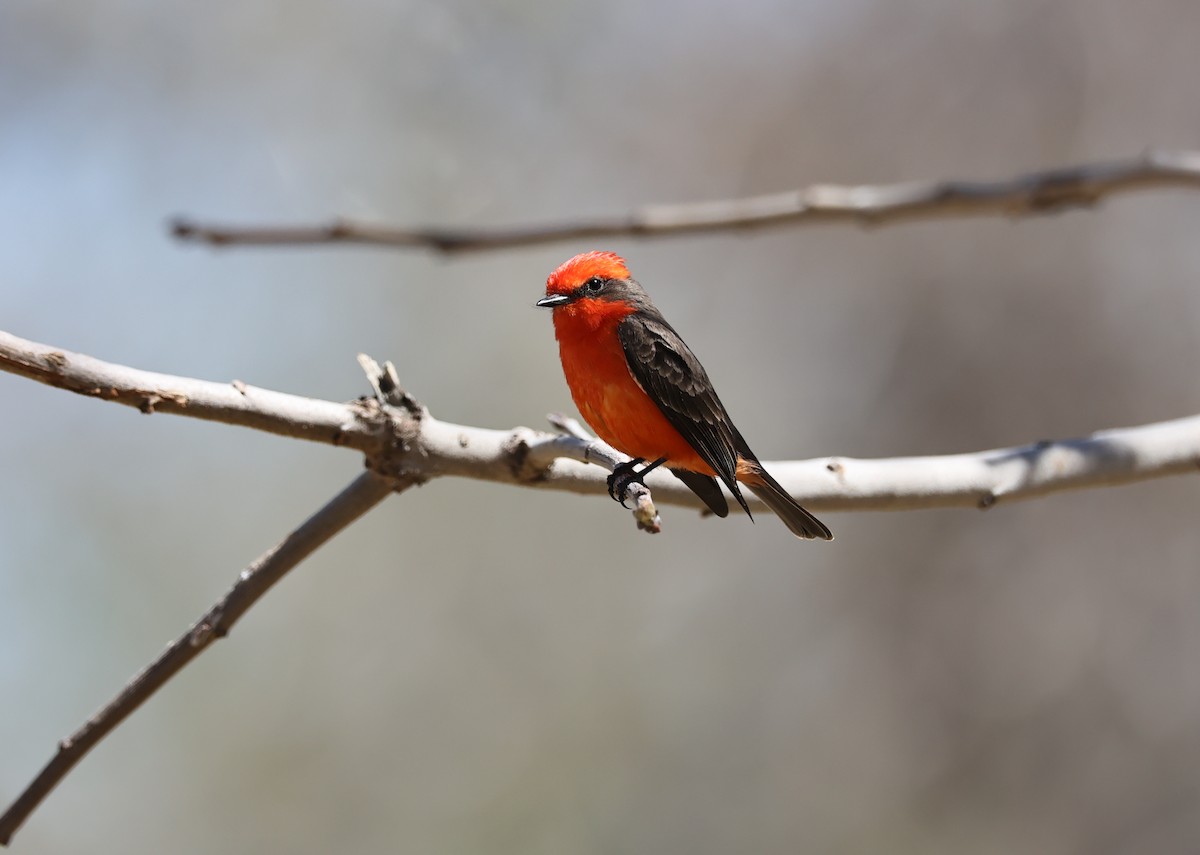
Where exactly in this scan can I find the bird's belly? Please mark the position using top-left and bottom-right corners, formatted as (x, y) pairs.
(560, 343), (712, 474)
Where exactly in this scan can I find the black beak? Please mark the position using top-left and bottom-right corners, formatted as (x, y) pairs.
(536, 294), (571, 308)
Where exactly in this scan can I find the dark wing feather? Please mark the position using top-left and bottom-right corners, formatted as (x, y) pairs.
(669, 468), (729, 518)
(617, 312), (750, 515)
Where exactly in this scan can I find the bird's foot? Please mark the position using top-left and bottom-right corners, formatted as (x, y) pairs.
(607, 459), (643, 505)
(607, 457), (668, 508)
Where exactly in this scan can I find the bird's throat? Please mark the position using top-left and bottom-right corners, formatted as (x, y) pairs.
(552, 297), (636, 336)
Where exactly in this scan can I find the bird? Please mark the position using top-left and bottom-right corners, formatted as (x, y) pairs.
(537, 251), (832, 540)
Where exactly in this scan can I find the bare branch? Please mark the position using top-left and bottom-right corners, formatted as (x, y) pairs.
(0, 471), (398, 846)
(544, 414), (660, 531)
(1, 327), (1198, 840)
(170, 150), (1200, 253)
(784, 420), (1200, 511)
(430, 411), (1200, 513)
(2, 328), (1198, 515)
(0, 330), (382, 452)
(7, 150), (1199, 844)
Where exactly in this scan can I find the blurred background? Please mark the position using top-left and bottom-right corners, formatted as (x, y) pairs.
(3, 0), (1200, 852)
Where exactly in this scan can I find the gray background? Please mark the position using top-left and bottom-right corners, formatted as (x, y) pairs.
(3, 1), (1200, 852)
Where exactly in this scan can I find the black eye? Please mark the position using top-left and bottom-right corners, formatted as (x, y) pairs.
(585, 277), (605, 293)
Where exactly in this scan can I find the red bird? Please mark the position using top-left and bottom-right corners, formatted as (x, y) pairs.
(537, 251), (832, 540)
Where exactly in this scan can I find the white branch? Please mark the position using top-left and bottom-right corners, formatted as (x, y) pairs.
(0, 330), (380, 450)
(2, 329), (1197, 524)
(418, 407), (1200, 513)
(786, 418), (1200, 510)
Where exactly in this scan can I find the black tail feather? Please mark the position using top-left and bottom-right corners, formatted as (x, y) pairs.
(742, 463), (832, 540)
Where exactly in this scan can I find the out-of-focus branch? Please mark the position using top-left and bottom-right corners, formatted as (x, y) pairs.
(171, 150), (1200, 252)
(0, 471), (399, 847)
(2, 328), (1197, 516)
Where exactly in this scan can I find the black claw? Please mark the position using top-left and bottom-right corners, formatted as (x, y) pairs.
(607, 458), (643, 503)
(606, 457), (668, 507)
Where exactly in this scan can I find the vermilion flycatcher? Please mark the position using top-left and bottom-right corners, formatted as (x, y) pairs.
(537, 251), (832, 540)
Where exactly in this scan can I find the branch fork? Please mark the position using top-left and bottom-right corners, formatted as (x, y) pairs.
(6, 147), (1200, 841)
(1, 328), (1197, 844)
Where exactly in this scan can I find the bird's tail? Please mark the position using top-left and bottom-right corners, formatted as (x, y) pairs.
(739, 461), (832, 541)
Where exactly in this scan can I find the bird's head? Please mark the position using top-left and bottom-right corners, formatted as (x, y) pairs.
(537, 252), (651, 323)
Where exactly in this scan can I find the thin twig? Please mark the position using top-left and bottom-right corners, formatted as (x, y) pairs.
(170, 150), (1200, 253)
(546, 413), (660, 531)
(0, 471), (399, 847)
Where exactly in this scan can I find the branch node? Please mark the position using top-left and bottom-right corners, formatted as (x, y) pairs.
(547, 412), (594, 441)
(190, 620), (216, 647)
(358, 353), (421, 413)
(355, 353), (428, 483)
(169, 218), (194, 239)
(504, 428), (550, 482)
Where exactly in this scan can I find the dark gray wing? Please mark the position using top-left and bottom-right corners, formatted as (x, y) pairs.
(669, 468), (729, 518)
(617, 312), (750, 515)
